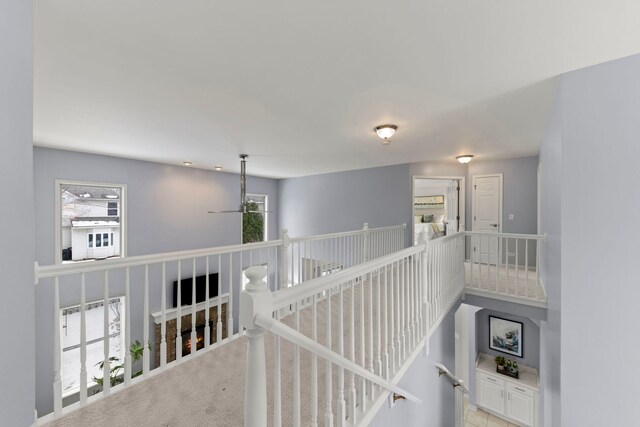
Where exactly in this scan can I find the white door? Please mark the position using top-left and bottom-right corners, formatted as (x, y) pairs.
(478, 375), (505, 415)
(507, 384), (534, 426)
(473, 175), (502, 264)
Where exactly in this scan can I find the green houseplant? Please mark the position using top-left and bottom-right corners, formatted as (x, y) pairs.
(494, 355), (506, 371)
(93, 340), (148, 387)
(242, 202), (264, 244)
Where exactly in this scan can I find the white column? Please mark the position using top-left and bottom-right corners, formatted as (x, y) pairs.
(241, 266), (270, 427)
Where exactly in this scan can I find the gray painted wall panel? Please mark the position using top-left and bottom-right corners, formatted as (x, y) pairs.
(560, 54), (640, 426)
(0, 0), (36, 423)
(278, 164), (413, 244)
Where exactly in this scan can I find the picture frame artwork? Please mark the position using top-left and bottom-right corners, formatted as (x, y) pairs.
(489, 316), (523, 358)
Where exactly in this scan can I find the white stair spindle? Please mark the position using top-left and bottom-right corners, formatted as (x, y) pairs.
(217, 256), (223, 344)
(176, 261), (182, 362)
(367, 272), (374, 398)
(325, 281), (334, 427)
(161, 262), (167, 367)
(274, 311), (282, 427)
(349, 279), (357, 424)
(124, 267), (132, 385)
(103, 270), (111, 395)
(337, 284), (346, 427)
(228, 254), (233, 338)
(359, 274), (366, 412)
(205, 257), (211, 349)
(191, 259), (197, 356)
(293, 302), (301, 427)
(310, 294), (318, 427)
(525, 239), (530, 298)
(53, 276), (62, 415)
(516, 239), (520, 296)
(80, 273), (88, 404)
(383, 265), (390, 380)
(143, 265), (150, 375)
(376, 268), (382, 379)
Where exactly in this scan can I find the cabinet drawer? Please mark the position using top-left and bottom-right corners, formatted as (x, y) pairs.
(508, 382), (534, 398)
(478, 372), (505, 387)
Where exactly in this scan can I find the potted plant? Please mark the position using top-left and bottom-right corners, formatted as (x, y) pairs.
(494, 355), (506, 371)
(93, 340), (149, 388)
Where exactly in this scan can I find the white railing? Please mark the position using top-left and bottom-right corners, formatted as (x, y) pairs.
(283, 223), (406, 288)
(464, 231), (547, 302)
(241, 231), (466, 427)
(34, 223), (406, 421)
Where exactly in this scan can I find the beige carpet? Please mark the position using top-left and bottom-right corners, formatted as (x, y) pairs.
(45, 270), (412, 427)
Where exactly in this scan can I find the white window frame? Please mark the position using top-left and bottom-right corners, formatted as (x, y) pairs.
(60, 296), (126, 397)
(55, 180), (127, 264)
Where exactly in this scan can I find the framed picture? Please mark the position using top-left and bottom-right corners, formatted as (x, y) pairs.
(489, 316), (523, 358)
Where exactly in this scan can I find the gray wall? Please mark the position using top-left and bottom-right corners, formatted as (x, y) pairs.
(278, 163), (413, 244)
(466, 157), (539, 235)
(539, 80), (562, 427)
(33, 147), (280, 415)
(370, 304), (458, 427)
(475, 309), (540, 369)
(0, 1), (36, 424)
(558, 54), (640, 426)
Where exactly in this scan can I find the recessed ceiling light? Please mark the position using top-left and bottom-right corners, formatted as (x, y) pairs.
(456, 155), (474, 164)
(374, 124), (398, 144)
(214, 166), (223, 171)
(183, 161), (192, 166)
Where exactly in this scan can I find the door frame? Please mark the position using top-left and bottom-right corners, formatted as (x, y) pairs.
(471, 174), (503, 233)
(411, 175), (466, 243)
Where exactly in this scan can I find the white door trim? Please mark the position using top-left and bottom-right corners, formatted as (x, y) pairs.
(471, 174), (503, 233)
(411, 175), (466, 242)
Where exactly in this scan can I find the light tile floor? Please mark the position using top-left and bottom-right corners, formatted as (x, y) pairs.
(464, 398), (521, 427)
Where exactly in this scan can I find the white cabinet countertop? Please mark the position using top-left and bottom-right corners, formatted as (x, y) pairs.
(476, 352), (539, 390)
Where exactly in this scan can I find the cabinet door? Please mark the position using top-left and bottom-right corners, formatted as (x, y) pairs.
(479, 377), (505, 415)
(506, 384), (534, 426)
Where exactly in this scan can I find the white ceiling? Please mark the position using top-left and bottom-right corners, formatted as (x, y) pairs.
(34, 0), (640, 178)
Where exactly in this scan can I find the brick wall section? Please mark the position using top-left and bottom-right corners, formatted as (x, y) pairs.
(154, 303), (228, 367)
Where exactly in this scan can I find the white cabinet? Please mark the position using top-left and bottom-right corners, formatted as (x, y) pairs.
(478, 373), (505, 415)
(506, 383), (535, 427)
(475, 353), (538, 427)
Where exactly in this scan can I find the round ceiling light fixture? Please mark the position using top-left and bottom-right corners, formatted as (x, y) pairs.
(214, 165), (223, 171)
(456, 155), (474, 164)
(182, 161), (193, 166)
(374, 124), (398, 144)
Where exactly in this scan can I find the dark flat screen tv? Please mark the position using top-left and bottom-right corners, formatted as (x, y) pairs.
(172, 273), (219, 308)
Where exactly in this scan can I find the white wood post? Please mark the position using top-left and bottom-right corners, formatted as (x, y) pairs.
(280, 229), (290, 290)
(419, 230), (429, 334)
(362, 223), (370, 262)
(241, 266), (270, 427)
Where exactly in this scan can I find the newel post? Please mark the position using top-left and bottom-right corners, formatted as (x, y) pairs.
(363, 223), (370, 262)
(241, 266), (271, 427)
(279, 229), (290, 290)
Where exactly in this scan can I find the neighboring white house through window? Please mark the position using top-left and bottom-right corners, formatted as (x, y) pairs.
(56, 181), (126, 264)
(242, 194), (268, 243)
(60, 297), (125, 396)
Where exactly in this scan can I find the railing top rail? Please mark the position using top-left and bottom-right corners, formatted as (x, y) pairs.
(464, 231), (547, 240)
(35, 239), (284, 282)
(287, 223), (406, 243)
(271, 244), (424, 310)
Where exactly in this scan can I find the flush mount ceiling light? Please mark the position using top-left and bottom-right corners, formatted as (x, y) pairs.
(374, 124), (398, 144)
(456, 155), (474, 164)
(214, 165), (223, 171)
(182, 161), (192, 166)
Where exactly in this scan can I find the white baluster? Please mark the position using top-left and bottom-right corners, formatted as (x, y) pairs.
(191, 259), (197, 356)
(376, 268), (382, 379)
(325, 280), (334, 427)
(337, 283), (346, 427)
(274, 309), (282, 427)
(310, 293), (318, 427)
(205, 257), (211, 349)
(124, 268), (131, 385)
(383, 265), (390, 380)
(143, 265), (150, 375)
(228, 254), (233, 338)
(525, 239), (530, 298)
(217, 256), (223, 344)
(79, 274), (88, 404)
(161, 262), (167, 367)
(349, 279), (357, 424)
(293, 302), (301, 427)
(177, 261), (182, 362)
(516, 239), (520, 296)
(103, 270), (111, 395)
(359, 274), (366, 412)
(367, 272), (374, 399)
(363, 223), (370, 262)
(53, 276), (62, 415)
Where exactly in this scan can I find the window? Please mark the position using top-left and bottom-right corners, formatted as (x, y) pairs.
(242, 194), (268, 243)
(60, 297), (125, 395)
(107, 201), (118, 216)
(56, 181), (126, 263)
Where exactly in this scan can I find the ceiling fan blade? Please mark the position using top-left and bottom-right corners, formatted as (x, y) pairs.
(207, 209), (243, 214)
